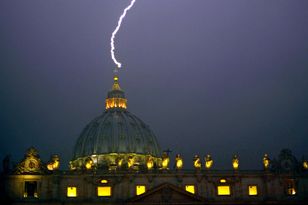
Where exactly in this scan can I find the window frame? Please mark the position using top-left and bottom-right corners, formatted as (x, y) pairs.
(286, 183), (296, 195)
(24, 181), (38, 198)
(285, 179), (297, 196)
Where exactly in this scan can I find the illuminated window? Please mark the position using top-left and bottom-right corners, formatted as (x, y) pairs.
(136, 185), (146, 195)
(286, 180), (296, 196)
(24, 181), (38, 198)
(248, 185), (258, 196)
(100, 179), (108, 184)
(287, 187), (296, 195)
(185, 185), (195, 194)
(97, 186), (112, 197)
(67, 187), (77, 197)
(220, 179), (227, 183)
(217, 186), (230, 196)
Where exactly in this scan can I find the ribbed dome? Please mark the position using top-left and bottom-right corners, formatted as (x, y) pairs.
(73, 109), (161, 158)
(70, 76), (162, 170)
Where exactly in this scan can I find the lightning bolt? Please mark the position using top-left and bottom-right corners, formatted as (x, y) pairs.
(111, 0), (137, 70)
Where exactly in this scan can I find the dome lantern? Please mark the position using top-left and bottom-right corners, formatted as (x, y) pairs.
(105, 75), (127, 110)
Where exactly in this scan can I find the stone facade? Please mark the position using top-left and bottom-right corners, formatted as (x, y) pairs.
(1, 149), (308, 205)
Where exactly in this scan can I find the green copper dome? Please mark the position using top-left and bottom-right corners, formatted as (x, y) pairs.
(73, 110), (161, 158)
(70, 76), (161, 170)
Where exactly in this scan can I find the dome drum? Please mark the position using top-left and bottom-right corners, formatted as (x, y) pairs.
(70, 153), (161, 171)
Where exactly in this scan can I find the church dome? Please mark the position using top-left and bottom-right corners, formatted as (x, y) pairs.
(73, 110), (161, 159)
(70, 76), (162, 170)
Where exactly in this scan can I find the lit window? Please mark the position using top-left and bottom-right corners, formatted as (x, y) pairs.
(220, 179), (227, 183)
(287, 187), (296, 195)
(286, 179), (296, 196)
(97, 186), (112, 197)
(185, 185), (195, 194)
(217, 186), (230, 196)
(100, 179), (108, 184)
(248, 185), (258, 196)
(67, 187), (77, 197)
(136, 185), (146, 195)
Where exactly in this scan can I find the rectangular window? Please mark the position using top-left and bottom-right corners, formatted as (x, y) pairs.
(24, 181), (38, 198)
(185, 185), (195, 194)
(67, 187), (77, 197)
(248, 185), (258, 196)
(136, 185), (146, 195)
(217, 185), (230, 196)
(286, 179), (296, 196)
(97, 186), (112, 197)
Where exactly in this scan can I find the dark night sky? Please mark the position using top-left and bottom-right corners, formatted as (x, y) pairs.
(1, 0), (308, 170)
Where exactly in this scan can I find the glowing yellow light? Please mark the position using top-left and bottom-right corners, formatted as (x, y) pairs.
(233, 161), (239, 169)
(114, 76), (118, 81)
(263, 154), (270, 169)
(97, 186), (111, 197)
(175, 154), (183, 169)
(85, 157), (94, 170)
(217, 186), (230, 195)
(98, 186), (111, 197)
(136, 185), (146, 195)
(117, 158), (123, 167)
(162, 158), (169, 169)
(47, 164), (53, 171)
(176, 159), (183, 169)
(47, 155), (60, 171)
(193, 155), (201, 169)
(232, 155), (239, 170)
(47, 161), (60, 171)
(67, 187), (77, 197)
(146, 157), (154, 170)
(287, 187), (296, 195)
(185, 185), (195, 194)
(53, 161), (59, 169)
(303, 160), (308, 170)
(85, 162), (92, 169)
(128, 156), (135, 168)
(248, 185), (258, 196)
(105, 98), (127, 110)
(161, 152), (170, 170)
(220, 179), (227, 183)
(71, 153), (162, 171)
(205, 154), (213, 169)
(100, 179), (108, 184)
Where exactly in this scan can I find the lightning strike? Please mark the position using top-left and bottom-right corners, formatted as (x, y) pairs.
(111, 0), (137, 70)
